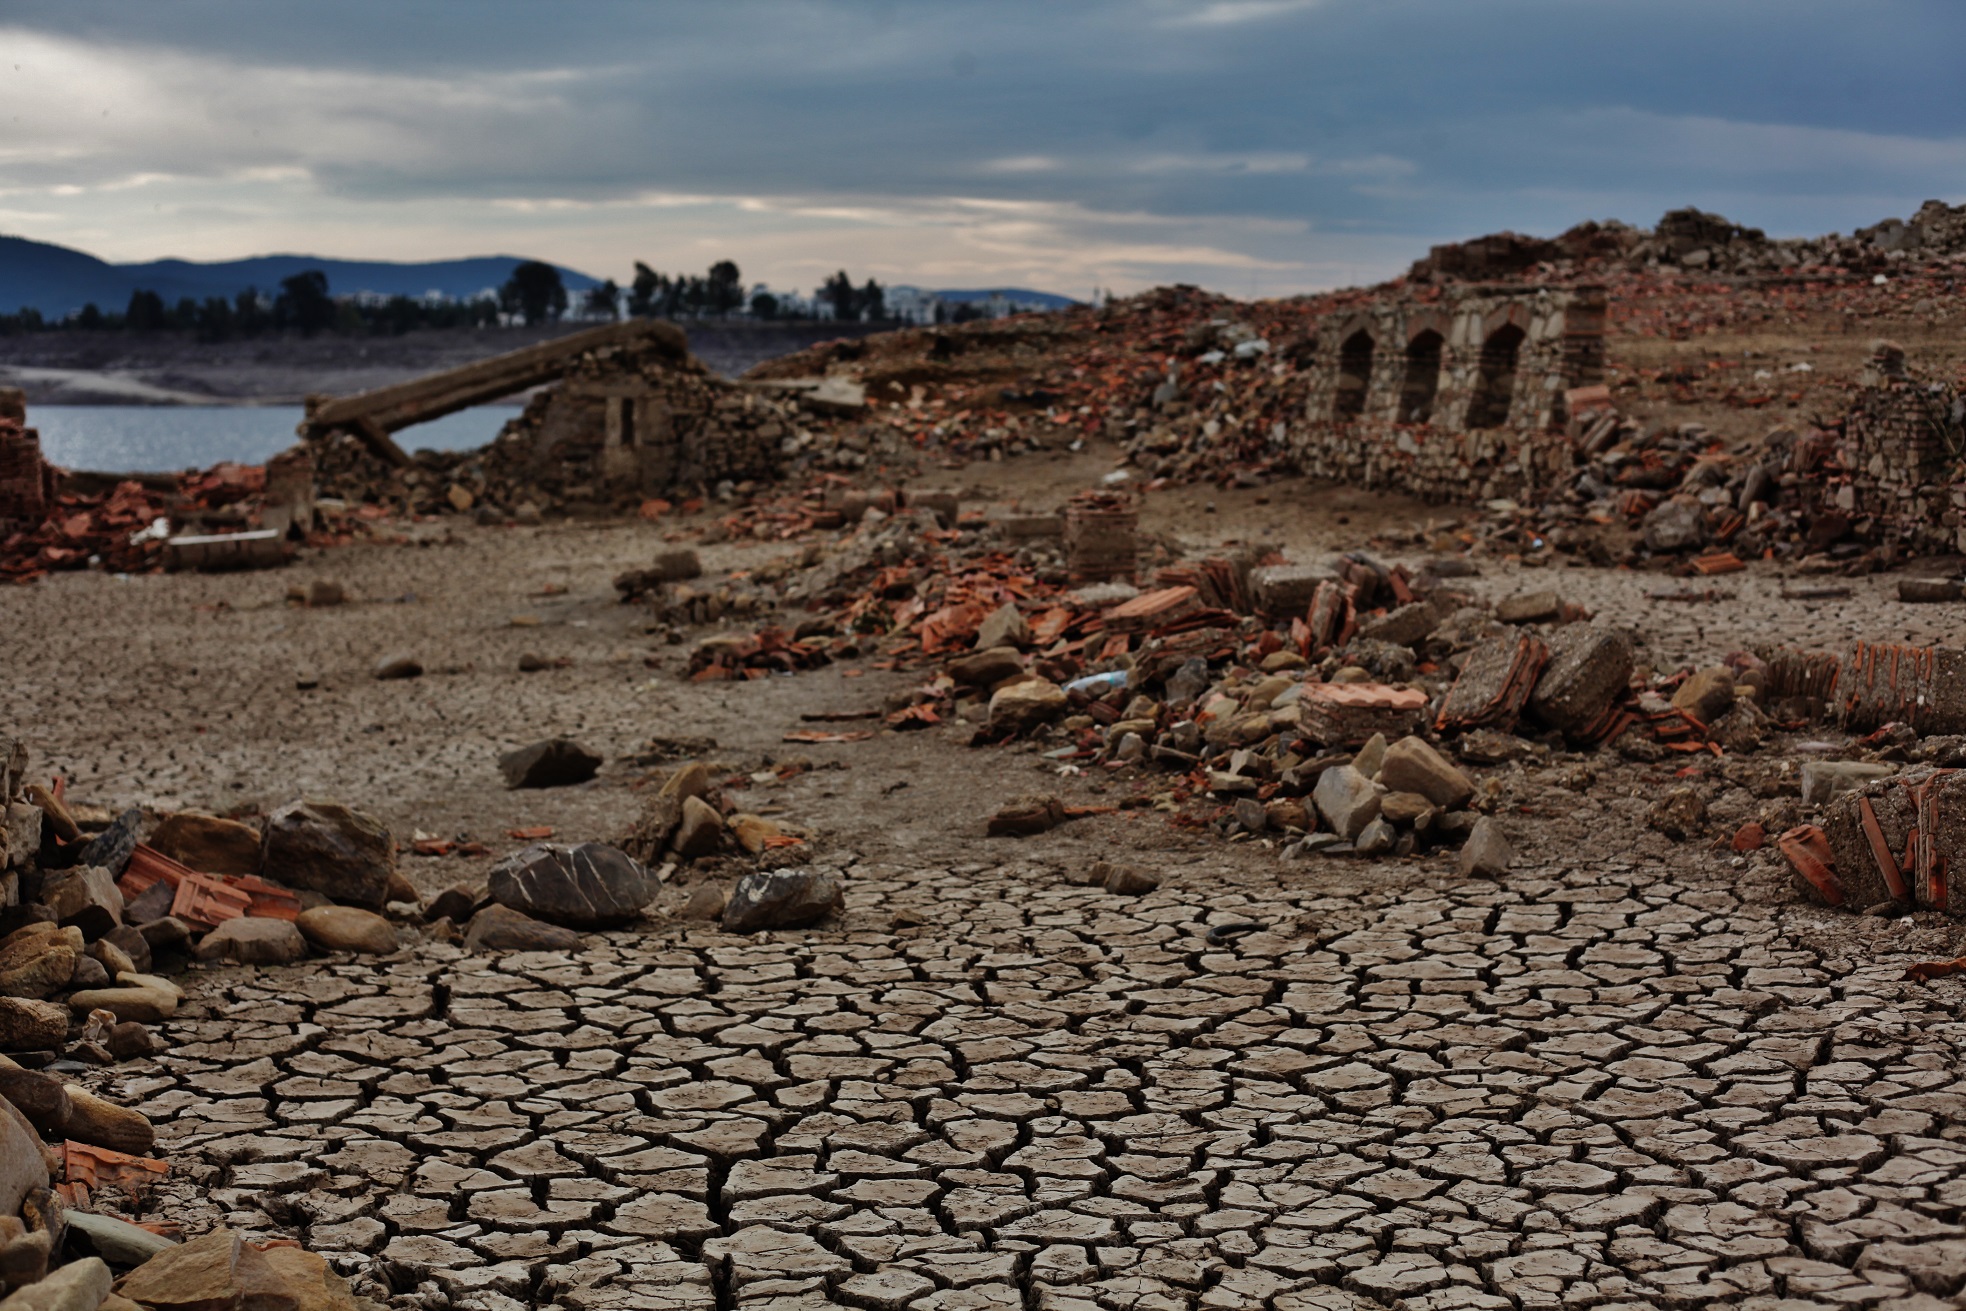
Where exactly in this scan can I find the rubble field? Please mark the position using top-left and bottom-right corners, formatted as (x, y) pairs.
(9, 455), (1966, 1310)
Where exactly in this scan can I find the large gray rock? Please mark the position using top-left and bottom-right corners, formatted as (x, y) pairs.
(261, 800), (395, 907)
(723, 869), (844, 933)
(1312, 765), (1381, 841)
(487, 843), (655, 929)
(498, 738), (602, 790)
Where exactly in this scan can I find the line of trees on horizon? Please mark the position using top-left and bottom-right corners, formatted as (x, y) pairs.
(0, 257), (908, 338)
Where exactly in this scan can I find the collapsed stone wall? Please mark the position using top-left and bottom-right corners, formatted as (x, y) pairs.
(1820, 343), (1966, 553)
(1288, 284), (1608, 503)
(0, 388), (53, 531)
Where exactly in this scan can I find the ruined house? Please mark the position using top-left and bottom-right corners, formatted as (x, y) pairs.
(1290, 283), (1608, 503)
(1820, 342), (1966, 553)
(0, 389), (53, 531)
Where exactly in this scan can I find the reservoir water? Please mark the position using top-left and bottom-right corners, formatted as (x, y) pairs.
(26, 405), (518, 473)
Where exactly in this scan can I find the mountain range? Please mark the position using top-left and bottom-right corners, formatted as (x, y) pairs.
(0, 233), (1079, 318)
(0, 235), (603, 317)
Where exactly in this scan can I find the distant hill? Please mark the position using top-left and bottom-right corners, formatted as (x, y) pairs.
(932, 288), (1080, 310)
(0, 234), (602, 317)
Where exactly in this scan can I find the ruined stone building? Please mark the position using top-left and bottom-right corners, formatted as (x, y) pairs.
(1289, 284), (1608, 503)
(1821, 342), (1966, 553)
(0, 389), (52, 531)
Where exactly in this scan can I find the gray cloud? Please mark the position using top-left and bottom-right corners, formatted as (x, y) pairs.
(2, 0), (1963, 294)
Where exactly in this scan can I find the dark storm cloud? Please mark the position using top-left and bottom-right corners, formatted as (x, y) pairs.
(3, 0), (1963, 288)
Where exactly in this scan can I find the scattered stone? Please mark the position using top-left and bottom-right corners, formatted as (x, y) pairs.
(680, 884), (727, 920)
(1671, 665), (1736, 725)
(372, 653), (423, 680)
(1642, 497), (1708, 552)
(1351, 733), (1388, 778)
(67, 975), (179, 1024)
(104, 1024), (156, 1062)
(722, 869), (844, 933)
(114, 1231), (285, 1311)
(1647, 787), (1708, 840)
(1095, 863), (1159, 896)
(192, 917), (306, 966)
(1457, 816), (1514, 877)
(3, 1256), (109, 1311)
(1354, 817), (1397, 856)
(422, 884), (483, 925)
(0, 932), (74, 1002)
(65, 1212), (176, 1268)
(463, 905), (584, 953)
(986, 795), (1067, 838)
(497, 738), (602, 789)
(61, 1087), (151, 1157)
(1377, 736), (1474, 809)
(728, 814), (790, 855)
(1528, 625), (1634, 738)
(0, 1067), (69, 1137)
(1495, 590), (1561, 624)
(1899, 576), (1963, 603)
(671, 797), (726, 860)
(0, 1002), (64, 1053)
(304, 579), (345, 606)
(37, 868), (121, 941)
(295, 906), (398, 956)
(1356, 601), (1440, 647)
(261, 800), (395, 908)
(1380, 792), (1434, 826)
(487, 843), (655, 929)
(96, 928), (147, 975)
(146, 813), (260, 878)
(987, 679), (1067, 734)
(257, 1246), (359, 1311)
(974, 603), (1031, 650)
(1313, 766), (1381, 841)
(948, 647), (1024, 688)
(0, 1094), (45, 1219)
(1801, 759), (1897, 807)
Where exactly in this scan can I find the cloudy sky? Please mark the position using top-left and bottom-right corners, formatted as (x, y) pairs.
(2, 0), (1963, 298)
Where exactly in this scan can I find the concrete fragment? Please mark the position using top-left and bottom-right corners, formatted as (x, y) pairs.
(1356, 601), (1440, 648)
(1249, 564), (1327, 616)
(1528, 624), (1634, 738)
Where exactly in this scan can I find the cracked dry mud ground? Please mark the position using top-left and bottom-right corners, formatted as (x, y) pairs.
(18, 499), (1966, 1308)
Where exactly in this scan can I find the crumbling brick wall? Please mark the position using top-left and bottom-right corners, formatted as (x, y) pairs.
(0, 387), (54, 530)
(1291, 284), (1607, 503)
(1821, 343), (1966, 552)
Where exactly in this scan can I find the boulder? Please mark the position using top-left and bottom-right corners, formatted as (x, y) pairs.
(1312, 766), (1381, 841)
(192, 918), (306, 966)
(261, 800), (394, 908)
(146, 814), (260, 878)
(295, 906), (397, 956)
(0, 1002), (64, 1053)
(463, 905), (584, 953)
(67, 974), (179, 1024)
(0, 933), (74, 1002)
(2, 1257), (109, 1311)
(987, 680), (1067, 735)
(722, 869), (844, 933)
(1457, 817), (1514, 878)
(671, 797), (725, 859)
(38, 867), (123, 941)
(497, 738), (602, 790)
(65, 1212), (176, 1268)
(487, 843), (654, 929)
(1376, 736), (1474, 810)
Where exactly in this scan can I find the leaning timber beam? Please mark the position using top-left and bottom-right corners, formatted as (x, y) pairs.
(298, 318), (689, 465)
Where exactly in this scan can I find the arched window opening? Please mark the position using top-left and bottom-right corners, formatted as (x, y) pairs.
(1466, 324), (1526, 429)
(1334, 330), (1374, 419)
(1398, 330), (1444, 424)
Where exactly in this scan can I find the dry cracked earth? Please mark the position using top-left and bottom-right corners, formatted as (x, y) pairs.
(17, 498), (1966, 1309)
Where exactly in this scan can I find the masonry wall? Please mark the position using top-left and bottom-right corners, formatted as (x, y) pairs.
(1290, 284), (1607, 503)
